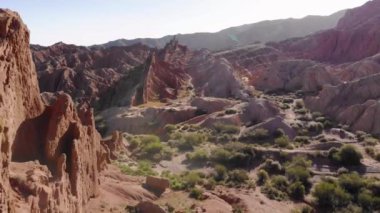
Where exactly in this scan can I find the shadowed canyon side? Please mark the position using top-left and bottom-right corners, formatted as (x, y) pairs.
(32, 42), (152, 105)
(0, 9), (109, 212)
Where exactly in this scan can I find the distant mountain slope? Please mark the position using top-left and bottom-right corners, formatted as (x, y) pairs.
(94, 10), (345, 51)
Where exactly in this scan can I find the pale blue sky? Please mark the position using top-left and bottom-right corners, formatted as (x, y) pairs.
(1, 0), (369, 46)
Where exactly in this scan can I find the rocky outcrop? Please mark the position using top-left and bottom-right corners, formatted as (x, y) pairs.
(331, 53), (380, 82)
(32, 41), (151, 104)
(219, 45), (339, 93)
(0, 9), (107, 212)
(241, 116), (296, 140)
(97, 39), (249, 109)
(306, 73), (380, 135)
(99, 105), (198, 136)
(273, 0), (380, 64)
(189, 49), (248, 99)
(145, 176), (170, 193)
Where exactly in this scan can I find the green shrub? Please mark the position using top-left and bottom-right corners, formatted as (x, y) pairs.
(364, 137), (378, 146)
(271, 175), (289, 191)
(295, 100), (304, 109)
(228, 169), (249, 184)
(214, 164), (227, 181)
(333, 145), (363, 166)
(358, 190), (374, 210)
(307, 122), (324, 134)
(289, 181), (305, 200)
(294, 136), (310, 144)
(257, 169), (269, 185)
(164, 124), (177, 133)
(323, 120), (333, 129)
(285, 157), (311, 187)
(312, 181), (351, 209)
(142, 141), (164, 155)
(295, 108), (307, 115)
(262, 159), (283, 174)
(261, 182), (288, 201)
(273, 128), (285, 138)
(338, 172), (366, 194)
(241, 128), (270, 141)
(210, 143), (255, 167)
(119, 161), (157, 177)
(282, 98), (294, 104)
(170, 132), (206, 150)
(187, 149), (209, 163)
(275, 135), (290, 148)
(189, 187), (205, 200)
(210, 148), (232, 164)
(225, 109), (238, 115)
(214, 123), (240, 134)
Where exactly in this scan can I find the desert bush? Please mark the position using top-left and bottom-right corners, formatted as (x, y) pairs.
(282, 98), (294, 104)
(285, 157), (311, 188)
(189, 187), (205, 200)
(214, 164), (228, 181)
(273, 128), (285, 138)
(275, 135), (290, 148)
(295, 100), (304, 109)
(323, 120), (333, 129)
(262, 159), (283, 174)
(271, 175), (289, 191)
(307, 122), (324, 134)
(295, 108), (308, 115)
(332, 145), (363, 166)
(186, 149), (209, 163)
(241, 128), (270, 141)
(289, 181), (305, 200)
(364, 137), (378, 146)
(214, 123), (240, 134)
(225, 108), (238, 115)
(210, 148), (232, 164)
(312, 181), (351, 209)
(210, 143), (255, 167)
(357, 190), (373, 210)
(228, 169), (249, 184)
(257, 169), (269, 185)
(119, 161), (157, 177)
(338, 172), (366, 194)
(294, 136), (310, 144)
(261, 182), (288, 201)
(164, 124), (177, 133)
(365, 147), (375, 158)
(170, 132), (206, 150)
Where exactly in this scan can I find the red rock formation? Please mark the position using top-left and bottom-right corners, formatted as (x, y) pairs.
(32, 41), (151, 104)
(305, 73), (380, 135)
(219, 45), (340, 93)
(0, 9), (107, 212)
(0, 9), (44, 211)
(272, 0), (380, 63)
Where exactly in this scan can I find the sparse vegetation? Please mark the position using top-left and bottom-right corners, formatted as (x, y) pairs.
(330, 145), (363, 166)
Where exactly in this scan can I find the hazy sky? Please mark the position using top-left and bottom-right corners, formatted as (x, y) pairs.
(1, 0), (369, 46)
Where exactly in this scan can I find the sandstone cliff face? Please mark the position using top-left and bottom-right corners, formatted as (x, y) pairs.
(32, 42), (151, 104)
(0, 9), (106, 212)
(219, 45), (339, 93)
(96, 39), (249, 109)
(273, 0), (380, 64)
(0, 9), (44, 211)
(306, 73), (380, 135)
